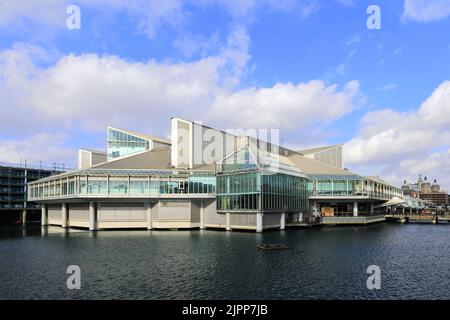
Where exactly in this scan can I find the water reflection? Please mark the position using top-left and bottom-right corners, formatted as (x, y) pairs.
(1, 223), (450, 299)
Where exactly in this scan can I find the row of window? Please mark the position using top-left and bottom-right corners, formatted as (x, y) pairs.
(108, 129), (147, 143)
(261, 174), (308, 196)
(217, 194), (259, 210)
(107, 129), (150, 159)
(261, 174), (309, 211)
(0, 187), (25, 193)
(0, 171), (53, 179)
(217, 172), (260, 195)
(0, 178), (24, 185)
(29, 176), (216, 198)
(107, 145), (148, 159)
(261, 194), (308, 211)
(217, 193), (308, 212)
(216, 173), (309, 212)
(0, 196), (25, 201)
(0, 171), (24, 178)
(309, 179), (402, 197)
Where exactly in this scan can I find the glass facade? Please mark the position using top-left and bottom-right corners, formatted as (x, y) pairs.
(261, 174), (308, 212)
(217, 172), (309, 212)
(308, 176), (402, 199)
(107, 128), (149, 160)
(1, 165), (62, 209)
(217, 172), (260, 211)
(29, 173), (216, 198)
(188, 176), (216, 194)
(219, 147), (258, 173)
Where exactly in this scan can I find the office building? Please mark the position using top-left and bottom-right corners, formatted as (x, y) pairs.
(0, 162), (67, 223)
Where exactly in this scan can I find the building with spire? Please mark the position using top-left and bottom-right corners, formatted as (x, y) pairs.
(402, 176), (448, 208)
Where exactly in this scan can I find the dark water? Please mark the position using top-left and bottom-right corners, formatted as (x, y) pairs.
(1, 223), (450, 300)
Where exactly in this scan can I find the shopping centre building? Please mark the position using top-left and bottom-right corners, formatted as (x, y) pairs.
(28, 117), (405, 232)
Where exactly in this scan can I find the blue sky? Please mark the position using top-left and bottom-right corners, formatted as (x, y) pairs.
(1, 0), (450, 189)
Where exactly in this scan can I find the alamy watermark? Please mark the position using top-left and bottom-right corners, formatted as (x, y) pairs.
(175, 122), (283, 174)
(366, 265), (381, 290)
(66, 265), (81, 290)
(367, 5), (381, 30)
(66, 5), (81, 30)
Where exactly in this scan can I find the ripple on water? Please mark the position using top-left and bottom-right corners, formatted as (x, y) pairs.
(1, 224), (450, 299)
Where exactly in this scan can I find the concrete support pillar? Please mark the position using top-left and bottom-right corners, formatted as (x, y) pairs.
(370, 203), (374, 214)
(225, 212), (231, 231)
(62, 203), (68, 228)
(200, 201), (205, 230)
(41, 204), (48, 226)
(89, 201), (97, 231)
(313, 201), (318, 214)
(353, 202), (358, 217)
(146, 203), (153, 230)
(256, 213), (263, 233)
(22, 209), (27, 225)
(280, 212), (286, 230)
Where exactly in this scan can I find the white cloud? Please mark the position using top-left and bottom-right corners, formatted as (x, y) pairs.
(0, 0), (69, 27)
(379, 83), (396, 91)
(402, 0), (450, 23)
(0, 1), (363, 165)
(208, 80), (360, 129)
(345, 81), (450, 190)
(173, 32), (221, 59)
(0, 133), (76, 167)
(0, 25), (250, 132)
(345, 35), (362, 46)
(0, 28), (360, 158)
(0, 0), (319, 39)
(0, 0), (185, 38)
(78, 0), (185, 38)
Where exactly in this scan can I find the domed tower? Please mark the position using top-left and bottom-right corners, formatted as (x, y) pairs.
(402, 179), (412, 195)
(421, 176), (432, 193)
(431, 179), (441, 193)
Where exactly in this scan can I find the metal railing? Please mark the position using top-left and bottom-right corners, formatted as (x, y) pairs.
(0, 161), (75, 172)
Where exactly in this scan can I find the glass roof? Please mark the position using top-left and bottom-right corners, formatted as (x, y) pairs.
(308, 174), (363, 180)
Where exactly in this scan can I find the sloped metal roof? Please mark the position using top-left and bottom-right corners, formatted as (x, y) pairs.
(287, 153), (358, 176)
(297, 144), (343, 155)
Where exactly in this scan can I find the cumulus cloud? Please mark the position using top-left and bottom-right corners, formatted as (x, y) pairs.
(0, 133), (76, 167)
(0, 29), (360, 158)
(402, 0), (450, 23)
(0, 25), (250, 134)
(345, 81), (450, 190)
(0, 1), (363, 165)
(208, 80), (360, 129)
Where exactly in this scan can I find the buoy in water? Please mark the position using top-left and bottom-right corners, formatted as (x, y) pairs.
(257, 244), (289, 250)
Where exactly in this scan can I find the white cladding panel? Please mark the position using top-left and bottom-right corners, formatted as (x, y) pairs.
(98, 203), (147, 221)
(48, 204), (61, 219)
(69, 203), (89, 221)
(158, 201), (191, 220)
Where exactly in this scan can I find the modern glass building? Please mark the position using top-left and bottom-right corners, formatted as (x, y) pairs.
(213, 146), (309, 231)
(1, 162), (68, 223)
(107, 127), (171, 160)
(28, 117), (406, 231)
